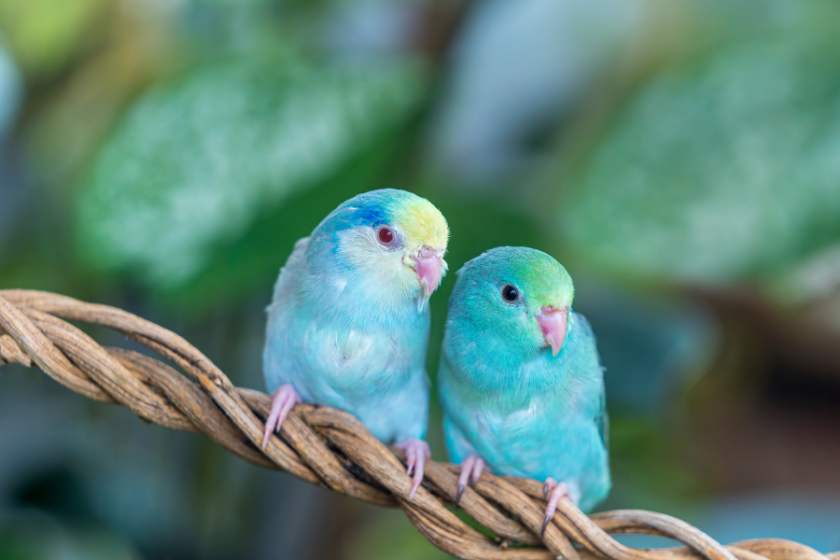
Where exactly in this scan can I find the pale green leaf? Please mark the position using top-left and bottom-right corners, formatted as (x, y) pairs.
(558, 36), (840, 285)
(77, 55), (425, 288)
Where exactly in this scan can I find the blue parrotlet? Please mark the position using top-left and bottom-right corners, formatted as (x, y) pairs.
(438, 247), (610, 529)
(262, 189), (449, 498)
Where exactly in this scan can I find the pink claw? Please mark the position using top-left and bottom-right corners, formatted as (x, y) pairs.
(456, 454), (485, 505)
(395, 438), (430, 500)
(541, 477), (569, 536)
(261, 384), (301, 450)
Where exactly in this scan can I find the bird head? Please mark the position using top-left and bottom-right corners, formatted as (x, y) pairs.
(327, 189), (449, 306)
(451, 247), (574, 358)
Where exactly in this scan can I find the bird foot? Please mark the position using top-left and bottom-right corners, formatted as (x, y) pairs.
(261, 384), (301, 450)
(456, 453), (485, 505)
(540, 477), (569, 536)
(395, 438), (430, 500)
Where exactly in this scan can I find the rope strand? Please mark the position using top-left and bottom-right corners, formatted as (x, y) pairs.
(0, 290), (831, 560)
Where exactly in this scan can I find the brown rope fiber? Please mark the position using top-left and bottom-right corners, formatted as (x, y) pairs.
(0, 289), (832, 560)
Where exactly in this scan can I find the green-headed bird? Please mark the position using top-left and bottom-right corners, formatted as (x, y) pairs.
(439, 247), (610, 530)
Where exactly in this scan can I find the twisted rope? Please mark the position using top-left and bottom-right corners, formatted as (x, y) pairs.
(0, 289), (835, 560)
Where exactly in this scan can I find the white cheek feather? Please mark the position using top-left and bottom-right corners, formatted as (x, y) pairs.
(337, 226), (422, 310)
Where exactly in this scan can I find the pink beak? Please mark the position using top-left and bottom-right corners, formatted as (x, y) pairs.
(537, 307), (568, 356)
(413, 246), (443, 298)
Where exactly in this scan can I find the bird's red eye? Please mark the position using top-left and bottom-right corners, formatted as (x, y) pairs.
(377, 226), (394, 245)
(375, 225), (401, 249)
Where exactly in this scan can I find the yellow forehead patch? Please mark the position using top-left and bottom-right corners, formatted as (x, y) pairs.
(392, 197), (449, 251)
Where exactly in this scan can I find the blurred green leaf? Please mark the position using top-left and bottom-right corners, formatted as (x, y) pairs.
(0, 0), (109, 76)
(160, 131), (406, 311)
(77, 54), (427, 291)
(606, 412), (707, 513)
(344, 510), (453, 560)
(768, 242), (840, 305)
(0, 518), (141, 560)
(26, 2), (177, 186)
(556, 35), (840, 287)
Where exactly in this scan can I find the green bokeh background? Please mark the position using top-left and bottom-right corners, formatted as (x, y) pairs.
(2, 0), (840, 558)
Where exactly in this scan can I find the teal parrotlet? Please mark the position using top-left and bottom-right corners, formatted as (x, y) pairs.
(438, 247), (610, 529)
(262, 189), (449, 498)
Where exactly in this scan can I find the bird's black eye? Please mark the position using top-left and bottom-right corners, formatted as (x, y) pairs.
(501, 284), (519, 302)
(375, 225), (400, 248)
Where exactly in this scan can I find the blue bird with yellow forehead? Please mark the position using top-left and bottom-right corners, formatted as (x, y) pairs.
(439, 247), (610, 527)
(263, 189), (449, 497)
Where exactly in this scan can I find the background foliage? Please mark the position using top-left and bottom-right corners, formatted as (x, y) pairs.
(2, 0), (840, 558)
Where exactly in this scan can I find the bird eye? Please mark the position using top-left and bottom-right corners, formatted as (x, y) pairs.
(378, 227), (393, 243)
(500, 284), (519, 302)
(375, 225), (400, 248)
